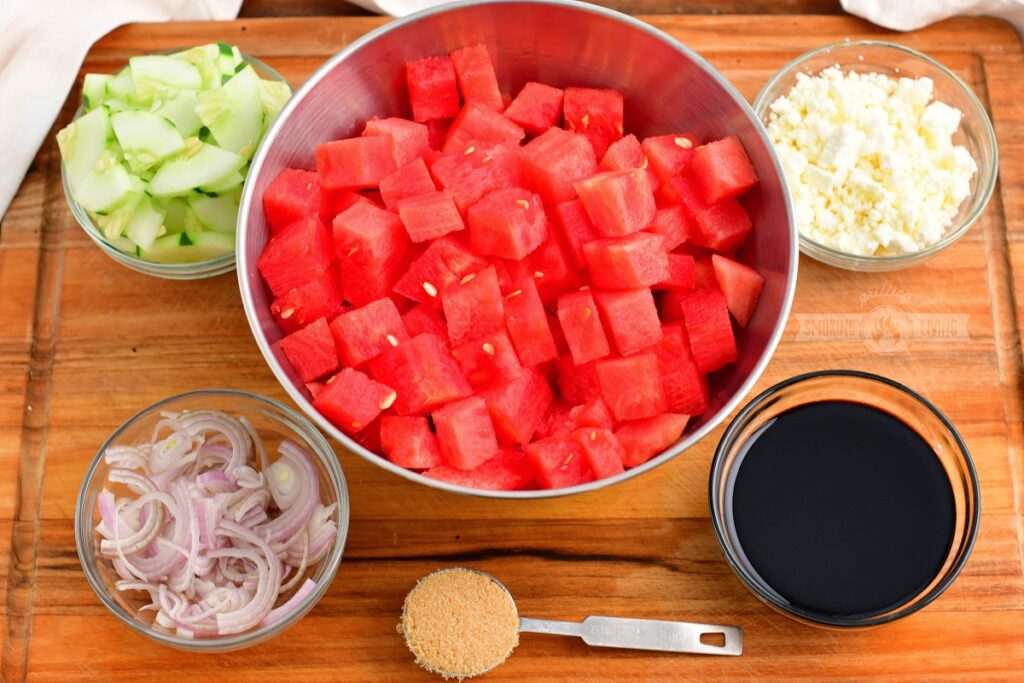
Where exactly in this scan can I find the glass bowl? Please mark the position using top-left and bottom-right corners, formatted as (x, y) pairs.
(753, 41), (998, 271)
(61, 52), (288, 280)
(709, 370), (980, 628)
(74, 389), (349, 651)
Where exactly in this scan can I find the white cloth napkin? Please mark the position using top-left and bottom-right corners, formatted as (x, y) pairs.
(842, 0), (1024, 33)
(0, 0), (242, 222)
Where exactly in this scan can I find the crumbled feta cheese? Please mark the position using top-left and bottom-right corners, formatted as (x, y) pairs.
(766, 66), (977, 256)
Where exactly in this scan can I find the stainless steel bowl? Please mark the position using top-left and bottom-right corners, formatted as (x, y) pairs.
(238, 0), (798, 498)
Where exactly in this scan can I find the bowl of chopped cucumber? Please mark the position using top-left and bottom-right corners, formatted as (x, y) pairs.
(58, 44), (292, 279)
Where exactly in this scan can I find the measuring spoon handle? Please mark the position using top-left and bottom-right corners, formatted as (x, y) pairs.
(519, 616), (742, 656)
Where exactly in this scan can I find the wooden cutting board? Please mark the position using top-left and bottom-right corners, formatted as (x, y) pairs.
(2, 14), (1023, 682)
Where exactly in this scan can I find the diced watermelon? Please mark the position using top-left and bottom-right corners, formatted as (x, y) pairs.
(379, 158), (437, 209)
(328, 297), (409, 367)
(653, 324), (709, 415)
(654, 254), (698, 291)
(594, 288), (662, 356)
(694, 255), (718, 289)
(615, 413), (689, 467)
(667, 171), (710, 216)
(557, 290), (611, 365)
(641, 133), (699, 183)
(314, 367), (395, 434)
(583, 232), (669, 290)
(480, 369), (553, 444)
(552, 199), (601, 270)
(431, 143), (525, 212)
(711, 254), (765, 327)
(279, 317), (339, 383)
(270, 267), (346, 335)
(600, 134), (659, 191)
(678, 288), (737, 374)
(646, 206), (694, 252)
(596, 353), (667, 421)
(503, 275), (558, 366)
(503, 82), (563, 135)
(405, 55), (460, 122)
(263, 168), (319, 233)
(444, 102), (525, 154)
(523, 230), (581, 305)
(332, 202), (409, 306)
(319, 187), (375, 224)
(258, 216), (335, 297)
(363, 117), (430, 166)
(694, 199), (752, 252)
(424, 446), (535, 490)
(401, 303), (448, 338)
(316, 136), (397, 190)
(571, 428), (625, 478)
(432, 396), (499, 469)
(441, 265), (505, 345)
(575, 169), (656, 237)
(451, 328), (523, 389)
(426, 118), (452, 150)
(351, 416), (383, 453)
(397, 190), (465, 242)
(692, 135), (758, 203)
(563, 87), (623, 158)
(534, 400), (577, 439)
(394, 236), (488, 307)
(569, 398), (615, 429)
(380, 415), (442, 469)
(555, 355), (603, 404)
(525, 435), (594, 488)
(305, 381), (326, 400)
(467, 188), (547, 259)
(367, 333), (472, 415)
(450, 44), (503, 112)
(521, 127), (597, 205)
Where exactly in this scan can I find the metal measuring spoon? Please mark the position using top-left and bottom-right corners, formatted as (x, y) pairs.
(401, 568), (742, 680)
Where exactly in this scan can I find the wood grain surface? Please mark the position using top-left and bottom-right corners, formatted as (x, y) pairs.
(2, 13), (1024, 683)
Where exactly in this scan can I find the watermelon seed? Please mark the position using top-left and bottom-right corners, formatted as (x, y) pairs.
(351, 421), (363, 430)
(481, 343), (495, 356)
(305, 182), (313, 190)
(581, 114), (590, 128)
(386, 334), (399, 347)
(346, 246), (360, 257)
(674, 136), (693, 149)
(641, 157), (649, 169)
(589, 430), (598, 441)
(582, 307), (592, 319)
(464, 145), (476, 155)
(379, 391), (398, 410)
(507, 289), (523, 299)
(482, 155), (492, 164)
(423, 282), (438, 297)
(560, 453), (575, 470)
(460, 273), (476, 285)
(533, 270), (544, 279)
(515, 199), (530, 209)
(617, 123), (624, 135)
(280, 307), (295, 319)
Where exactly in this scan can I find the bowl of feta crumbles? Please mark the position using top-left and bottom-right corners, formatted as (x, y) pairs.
(754, 41), (998, 271)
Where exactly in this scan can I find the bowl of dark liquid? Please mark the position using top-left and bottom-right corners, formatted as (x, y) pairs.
(710, 370), (980, 628)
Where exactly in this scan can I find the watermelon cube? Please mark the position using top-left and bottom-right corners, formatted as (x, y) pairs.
(424, 446), (535, 490)
(647, 205), (695, 252)
(563, 87), (624, 158)
(712, 254), (765, 327)
(569, 398), (615, 430)
(431, 143), (526, 212)
(534, 400), (577, 440)
(594, 288), (663, 356)
(468, 188), (548, 259)
(654, 324), (709, 415)
(380, 415), (442, 469)
(572, 428), (625, 478)
(654, 253), (698, 291)
(316, 136), (397, 190)
(503, 276), (558, 366)
(521, 127), (597, 205)
(600, 134), (660, 191)
(405, 55), (460, 122)
(305, 381), (326, 400)
(368, 333), (471, 415)
(444, 102), (524, 154)
(480, 369), (553, 444)
(441, 265), (505, 345)
(556, 290), (612, 365)
(552, 199), (601, 270)
(397, 190), (465, 242)
(596, 353), (667, 421)
(314, 367), (396, 434)
(449, 44), (503, 112)
(257, 216), (335, 297)
(615, 414), (689, 467)
(269, 267), (345, 335)
(694, 199), (752, 253)
(279, 317), (339, 383)
(451, 328), (524, 389)
(319, 187), (375, 224)
(583, 232), (669, 289)
(556, 355), (603, 404)
(351, 416), (383, 453)
(363, 117), (430, 166)
(678, 288), (737, 373)
(432, 396), (499, 470)
(694, 255), (718, 289)
(524, 435), (594, 489)
(328, 298), (409, 368)
(575, 169), (655, 238)
(379, 158), (437, 209)
(426, 118), (452, 150)
(394, 236), (488, 307)
(263, 168), (319, 233)
(692, 135), (758, 203)
(641, 133), (699, 183)
(503, 82), (563, 135)
(332, 202), (409, 306)
(524, 230), (581, 305)
(401, 303), (449, 338)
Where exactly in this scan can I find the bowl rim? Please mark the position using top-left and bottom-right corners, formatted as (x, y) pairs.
(707, 368), (981, 627)
(73, 387), (350, 650)
(237, 0), (799, 499)
(752, 39), (999, 267)
(61, 51), (288, 279)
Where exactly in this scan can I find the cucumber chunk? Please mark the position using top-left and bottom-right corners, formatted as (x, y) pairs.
(125, 195), (167, 250)
(188, 193), (239, 233)
(73, 164), (133, 214)
(162, 197), (189, 233)
(199, 170), (244, 195)
(141, 230), (234, 264)
(259, 78), (292, 126)
(57, 107), (111, 190)
(130, 55), (202, 98)
(170, 44), (222, 90)
(151, 89), (202, 137)
(147, 142), (245, 197)
(106, 68), (138, 104)
(93, 192), (142, 240)
(82, 73), (112, 110)
(196, 65), (263, 157)
(111, 110), (186, 172)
